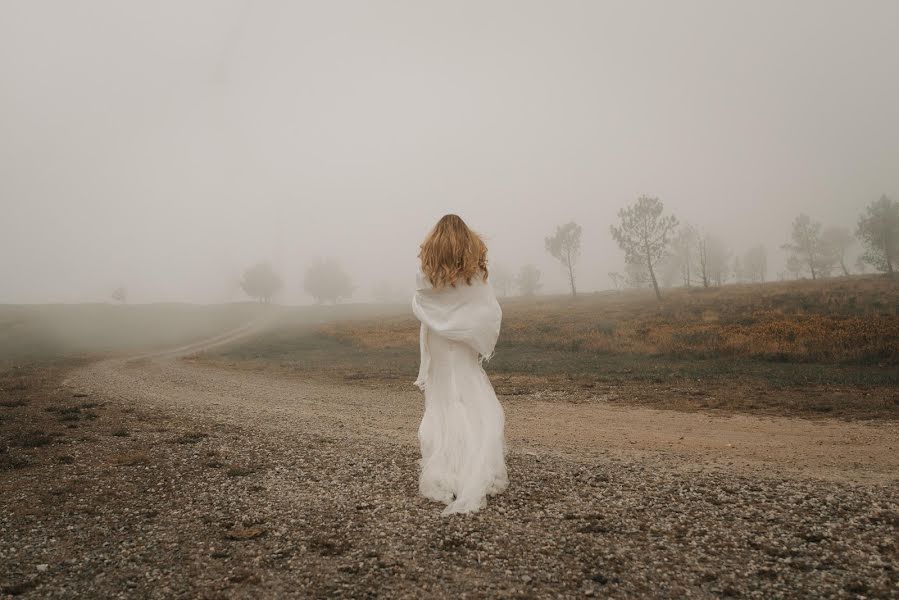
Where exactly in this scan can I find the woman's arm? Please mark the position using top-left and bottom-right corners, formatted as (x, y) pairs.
(413, 322), (429, 391)
(412, 269), (431, 391)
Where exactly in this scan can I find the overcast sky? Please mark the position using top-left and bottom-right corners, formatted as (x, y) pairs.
(2, 0), (897, 303)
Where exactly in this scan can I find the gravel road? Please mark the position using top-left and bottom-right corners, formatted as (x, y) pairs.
(2, 334), (897, 598)
(76, 346), (899, 486)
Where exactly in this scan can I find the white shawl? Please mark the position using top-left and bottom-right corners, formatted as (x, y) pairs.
(411, 270), (502, 391)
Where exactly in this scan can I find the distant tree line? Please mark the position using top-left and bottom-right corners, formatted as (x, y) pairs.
(238, 258), (355, 304)
(777, 196), (897, 280)
(490, 263), (543, 298)
(235, 194), (897, 305)
(531, 193), (897, 302)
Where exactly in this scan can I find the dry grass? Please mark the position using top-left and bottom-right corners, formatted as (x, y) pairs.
(0, 398), (28, 408)
(11, 430), (56, 448)
(195, 275), (898, 419)
(324, 275), (899, 365)
(173, 431), (209, 444)
(44, 402), (101, 424)
(226, 464), (257, 477)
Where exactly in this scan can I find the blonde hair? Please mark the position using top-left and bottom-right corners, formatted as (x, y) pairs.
(419, 214), (489, 289)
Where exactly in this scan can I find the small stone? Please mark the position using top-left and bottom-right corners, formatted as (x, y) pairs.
(36, 564), (49, 572)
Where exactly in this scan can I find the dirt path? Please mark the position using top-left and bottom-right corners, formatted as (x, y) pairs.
(71, 339), (899, 486)
(6, 332), (896, 598)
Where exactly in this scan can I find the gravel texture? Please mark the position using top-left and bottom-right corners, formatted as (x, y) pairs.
(1, 349), (897, 599)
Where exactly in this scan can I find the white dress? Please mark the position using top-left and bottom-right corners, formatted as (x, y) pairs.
(411, 270), (509, 516)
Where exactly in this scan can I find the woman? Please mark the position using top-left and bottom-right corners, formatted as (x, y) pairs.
(412, 214), (509, 516)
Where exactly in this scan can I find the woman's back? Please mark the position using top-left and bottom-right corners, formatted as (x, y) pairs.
(412, 214), (509, 516)
(416, 301), (508, 516)
(426, 331), (480, 374)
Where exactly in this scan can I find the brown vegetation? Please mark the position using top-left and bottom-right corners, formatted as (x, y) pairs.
(323, 276), (899, 364)
(232, 276), (897, 420)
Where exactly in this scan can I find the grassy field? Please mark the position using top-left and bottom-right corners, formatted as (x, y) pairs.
(200, 275), (899, 420)
(325, 275), (899, 364)
(2, 278), (896, 419)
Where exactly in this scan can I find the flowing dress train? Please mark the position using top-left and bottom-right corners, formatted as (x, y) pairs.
(412, 271), (508, 515)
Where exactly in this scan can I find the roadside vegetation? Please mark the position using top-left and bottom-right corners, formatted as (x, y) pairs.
(202, 275), (899, 420)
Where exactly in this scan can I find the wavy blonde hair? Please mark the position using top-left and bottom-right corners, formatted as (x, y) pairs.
(419, 214), (489, 289)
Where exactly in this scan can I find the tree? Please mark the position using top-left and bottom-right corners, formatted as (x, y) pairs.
(743, 245), (768, 283)
(304, 258), (354, 304)
(240, 262), (282, 303)
(732, 256), (744, 283)
(696, 234), (711, 288)
(707, 236), (732, 287)
(820, 227), (853, 276)
(608, 272), (625, 290)
(785, 254), (804, 280)
(695, 232), (729, 287)
(490, 264), (513, 298)
(657, 252), (682, 288)
(854, 254), (869, 274)
(856, 195), (898, 274)
(672, 224), (698, 287)
(624, 259), (650, 289)
(610, 196), (678, 300)
(111, 286), (127, 304)
(515, 264), (542, 296)
(544, 222), (582, 297)
(781, 214), (826, 280)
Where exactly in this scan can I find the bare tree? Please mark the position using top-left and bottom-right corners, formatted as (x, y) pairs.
(732, 256), (744, 283)
(610, 196), (678, 301)
(695, 232), (730, 287)
(624, 259), (651, 289)
(781, 214), (825, 280)
(785, 254), (804, 280)
(608, 272), (625, 290)
(515, 264), (542, 296)
(820, 227), (853, 276)
(240, 262), (282, 303)
(696, 233), (711, 288)
(304, 258), (354, 304)
(490, 264), (513, 298)
(657, 252), (682, 288)
(856, 195), (898, 274)
(708, 237), (732, 287)
(854, 254), (870, 274)
(742, 245), (768, 283)
(672, 224), (698, 287)
(545, 222), (582, 297)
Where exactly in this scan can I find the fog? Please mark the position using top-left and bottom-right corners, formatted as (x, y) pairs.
(2, 1), (897, 304)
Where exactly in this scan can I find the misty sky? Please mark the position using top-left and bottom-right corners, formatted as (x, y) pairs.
(2, 1), (897, 304)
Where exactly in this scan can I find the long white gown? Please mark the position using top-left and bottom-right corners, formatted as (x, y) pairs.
(411, 270), (509, 516)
